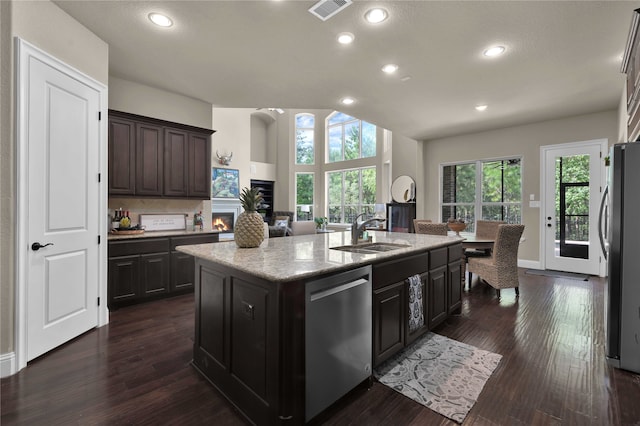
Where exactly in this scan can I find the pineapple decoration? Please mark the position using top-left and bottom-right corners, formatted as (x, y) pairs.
(235, 187), (265, 248)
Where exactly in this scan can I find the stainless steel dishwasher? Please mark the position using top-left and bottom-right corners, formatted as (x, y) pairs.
(305, 266), (372, 422)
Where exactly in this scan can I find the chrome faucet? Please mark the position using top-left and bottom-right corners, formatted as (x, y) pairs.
(351, 213), (386, 245)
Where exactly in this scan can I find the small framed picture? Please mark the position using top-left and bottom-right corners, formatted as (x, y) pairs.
(211, 167), (240, 199)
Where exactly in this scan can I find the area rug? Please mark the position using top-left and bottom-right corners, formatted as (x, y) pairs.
(374, 332), (502, 424)
(525, 269), (588, 281)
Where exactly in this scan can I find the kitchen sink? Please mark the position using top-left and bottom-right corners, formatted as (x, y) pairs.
(330, 242), (411, 254)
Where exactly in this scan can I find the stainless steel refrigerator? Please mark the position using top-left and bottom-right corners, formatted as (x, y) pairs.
(599, 142), (640, 373)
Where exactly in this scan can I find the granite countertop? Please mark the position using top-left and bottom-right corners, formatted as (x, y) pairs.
(107, 229), (221, 241)
(176, 230), (463, 283)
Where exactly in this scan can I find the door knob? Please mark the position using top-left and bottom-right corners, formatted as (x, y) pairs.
(31, 242), (54, 251)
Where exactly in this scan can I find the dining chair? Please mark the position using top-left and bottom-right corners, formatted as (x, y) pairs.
(414, 222), (448, 235)
(290, 220), (317, 235)
(413, 219), (432, 231)
(465, 220), (506, 257)
(467, 224), (525, 298)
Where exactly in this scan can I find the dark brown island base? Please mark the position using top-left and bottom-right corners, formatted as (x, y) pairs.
(176, 231), (463, 425)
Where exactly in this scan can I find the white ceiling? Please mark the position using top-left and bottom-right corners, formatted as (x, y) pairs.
(53, 1), (636, 141)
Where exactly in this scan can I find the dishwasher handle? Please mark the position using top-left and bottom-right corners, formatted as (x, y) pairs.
(309, 278), (369, 302)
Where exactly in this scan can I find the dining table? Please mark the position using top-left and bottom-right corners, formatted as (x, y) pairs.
(454, 233), (496, 289)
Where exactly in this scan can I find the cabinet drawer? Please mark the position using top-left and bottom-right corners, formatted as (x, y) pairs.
(372, 252), (428, 290)
(108, 238), (170, 257)
(448, 244), (463, 261)
(171, 234), (219, 250)
(430, 247), (448, 269)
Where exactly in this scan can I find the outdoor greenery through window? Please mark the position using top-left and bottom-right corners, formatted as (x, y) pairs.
(328, 167), (376, 223)
(555, 154), (589, 242)
(441, 158), (522, 233)
(295, 173), (314, 220)
(327, 112), (376, 162)
(295, 113), (314, 165)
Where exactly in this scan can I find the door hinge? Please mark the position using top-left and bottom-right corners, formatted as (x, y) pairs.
(97, 297), (100, 306)
(98, 173), (101, 183)
(98, 235), (101, 245)
(98, 111), (102, 121)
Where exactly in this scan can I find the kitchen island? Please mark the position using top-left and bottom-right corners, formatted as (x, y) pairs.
(176, 230), (463, 425)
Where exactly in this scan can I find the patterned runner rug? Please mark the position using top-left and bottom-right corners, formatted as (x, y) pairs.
(374, 332), (502, 423)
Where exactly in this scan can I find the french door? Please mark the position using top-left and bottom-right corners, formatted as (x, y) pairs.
(542, 140), (607, 275)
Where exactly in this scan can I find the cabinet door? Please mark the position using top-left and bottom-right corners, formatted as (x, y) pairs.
(171, 250), (195, 292)
(164, 128), (189, 197)
(136, 123), (164, 196)
(108, 117), (136, 195)
(108, 255), (140, 307)
(406, 272), (429, 346)
(188, 132), (211, 198)
(428, 265), (447, 329)
(140, 253), (170, 296)
(373, 281), (405, 366)
(448, 259), (463, 314)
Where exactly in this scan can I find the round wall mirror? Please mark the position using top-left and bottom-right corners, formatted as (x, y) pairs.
(391, 175), (415, 202)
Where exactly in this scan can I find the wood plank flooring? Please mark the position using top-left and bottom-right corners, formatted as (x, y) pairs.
(2, 271), (640, 425)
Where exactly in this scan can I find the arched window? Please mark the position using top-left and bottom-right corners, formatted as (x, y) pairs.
(327, 112), (376, 163)
(295, 113), (314, 165)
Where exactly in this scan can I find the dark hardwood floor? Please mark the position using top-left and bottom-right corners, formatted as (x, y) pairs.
(2, 270), (639, 425)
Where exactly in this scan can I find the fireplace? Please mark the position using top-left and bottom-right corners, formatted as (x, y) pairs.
(212, 212), (234, 233)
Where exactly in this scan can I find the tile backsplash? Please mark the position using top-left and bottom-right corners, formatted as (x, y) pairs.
(108, 198), (212, 231)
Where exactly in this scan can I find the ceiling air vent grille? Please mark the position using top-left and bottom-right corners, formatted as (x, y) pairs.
(308, 0), (352, 21)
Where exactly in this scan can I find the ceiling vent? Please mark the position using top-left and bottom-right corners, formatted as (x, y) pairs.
(308, 0), (352, 21)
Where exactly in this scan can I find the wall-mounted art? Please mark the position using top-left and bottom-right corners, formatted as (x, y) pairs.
(211, 167), (240, 199)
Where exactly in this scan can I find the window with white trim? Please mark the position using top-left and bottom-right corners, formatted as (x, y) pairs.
(295, 113), (314, 165)
(295, 172), (314, 220)
(327, 112), (376, 162)
(327, 167), (376, 223)
(441, 158), (522, 232)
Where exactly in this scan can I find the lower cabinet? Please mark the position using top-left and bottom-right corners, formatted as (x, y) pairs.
(108, 233), (219, 309)
(428, 247), (448, 329)
(372, 243), (463, 367)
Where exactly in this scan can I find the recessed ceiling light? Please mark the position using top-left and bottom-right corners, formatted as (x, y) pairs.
(148, 13), (173, 27)
(337, 32), (355, 45)
(483, 45), (505, 57)
(341, 97), (355, 105)
(382, 64), (398, 74)
(475, 105), (488, 111)
(365, 8), (388, 24)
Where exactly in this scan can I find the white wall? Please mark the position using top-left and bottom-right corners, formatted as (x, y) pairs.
(2, 0), (109, 367)
(420, 109), (619, 263)
(212, 108), (253, 197)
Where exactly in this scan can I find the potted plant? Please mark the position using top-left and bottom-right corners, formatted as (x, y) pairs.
(314, 216), (328, 230)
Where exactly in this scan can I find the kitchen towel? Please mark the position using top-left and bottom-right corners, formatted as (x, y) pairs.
(408, 274), (423, 332)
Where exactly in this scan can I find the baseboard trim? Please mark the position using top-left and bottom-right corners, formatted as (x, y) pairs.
(518, 259), (541, 270)
(1, 352), (16, 378)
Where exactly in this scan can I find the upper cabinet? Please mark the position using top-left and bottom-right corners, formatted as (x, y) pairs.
(108, 110), (214, 199)
(622, 9), (640, 142)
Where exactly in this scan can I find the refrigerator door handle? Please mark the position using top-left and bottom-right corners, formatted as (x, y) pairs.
(598, 184), (609, 260)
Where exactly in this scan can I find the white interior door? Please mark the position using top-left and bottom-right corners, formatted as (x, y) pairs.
(542, 141), (605, 276)
(23, 45), (101, 361)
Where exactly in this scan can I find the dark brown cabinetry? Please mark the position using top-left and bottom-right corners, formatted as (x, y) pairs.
(372, 252), (429, 366)
(108, 110), (214, 199)
(108, 233), (219, 309)
(428, 247), (448, 329)
(108, 117), (136, 195)
(135, 122), (164, 196)
(623, 9), (640, 142)
(447, 245), (463, 314)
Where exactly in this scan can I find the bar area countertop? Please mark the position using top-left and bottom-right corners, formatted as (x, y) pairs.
(176, 230), (463, 283)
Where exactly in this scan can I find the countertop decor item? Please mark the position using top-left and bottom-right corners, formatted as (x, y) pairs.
(447, 218), (466, 235)
(234, 187), (265, 248)
(391, 175), (415, 202)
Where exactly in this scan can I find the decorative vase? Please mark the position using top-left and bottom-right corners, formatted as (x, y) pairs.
(234, 211), (265, 248)
(447, 222), (466, 236)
